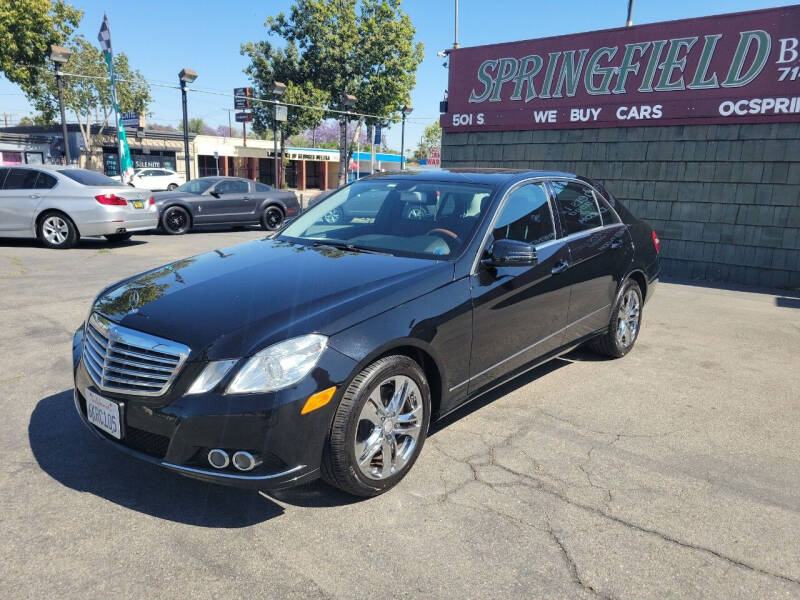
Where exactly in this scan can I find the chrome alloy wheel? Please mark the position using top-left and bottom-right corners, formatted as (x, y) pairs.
(616, 289), (641, 348)
(42, 215), (69, 245)
(354, 375), (423, 480)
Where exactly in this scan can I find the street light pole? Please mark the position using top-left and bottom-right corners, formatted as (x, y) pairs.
(178, 68), (197, 182)
(270, 82), (286, 188)
(49, 45), (72, 164)
(626, 0), (634, 26)
(400, 104), (413, 170)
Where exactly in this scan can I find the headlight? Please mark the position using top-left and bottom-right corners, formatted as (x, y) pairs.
(187, 360), (237, 395)
(226, 334), (327, 394)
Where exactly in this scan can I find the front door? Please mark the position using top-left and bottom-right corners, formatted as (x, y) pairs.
(548, 180), (633, 341)
(468, 181), (572, 396)
(202, 179), (252, 223)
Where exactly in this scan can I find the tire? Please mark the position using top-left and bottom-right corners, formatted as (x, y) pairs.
(261, 205), (284, 231)
(38, 212), (79, 249)
(322, 355), (431, 497)
(589, 279), (643, 358)
(104, 232), (132, 243)
(161, 206), (191, 235)
(167, 183), (178, 191)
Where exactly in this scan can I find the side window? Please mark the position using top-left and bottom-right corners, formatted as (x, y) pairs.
(492, 182), (555, 246)
(551, 181), (602, 235)
(34, 172), (57, 189)
(254, 182), (272, 192)
(595, 193), (620, 225)
(3, 169), (40, 190)
(215, 180), (248, 194)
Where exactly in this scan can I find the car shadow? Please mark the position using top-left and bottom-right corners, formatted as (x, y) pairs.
(0, 237), (149, 250)
(29, 390), (285, 527)
(31, 356), (580, 521)
(430, 357), (571, 435)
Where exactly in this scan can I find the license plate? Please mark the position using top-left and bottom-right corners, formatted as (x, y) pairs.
(85, 388), (122, 439)
(132, 200), (144, 209)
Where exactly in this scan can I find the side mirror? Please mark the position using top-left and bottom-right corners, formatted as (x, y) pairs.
(209, 191), (221, 198)
(488, 238), (538, 267)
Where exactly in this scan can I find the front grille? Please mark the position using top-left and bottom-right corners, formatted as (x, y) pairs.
(82, 313), (189, 396)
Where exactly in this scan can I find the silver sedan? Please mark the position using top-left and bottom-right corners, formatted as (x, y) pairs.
(0, 165), (158, 249)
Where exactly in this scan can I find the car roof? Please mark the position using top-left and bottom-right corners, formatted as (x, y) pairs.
(366, 168), (582, 187)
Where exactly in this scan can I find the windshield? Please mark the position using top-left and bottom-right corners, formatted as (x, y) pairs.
(60, 169), (124, 187)
(281, 179), (495, 259)
(178, 179), (215, 194)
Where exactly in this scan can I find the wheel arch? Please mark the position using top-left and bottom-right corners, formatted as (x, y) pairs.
(340, 338), (445, 420)
(625, 268), (648, 301)
(36, 208), (81, 237)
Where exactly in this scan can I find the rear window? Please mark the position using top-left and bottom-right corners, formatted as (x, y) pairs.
(60, 169), (123, 187)
(254, 182), (273, 192)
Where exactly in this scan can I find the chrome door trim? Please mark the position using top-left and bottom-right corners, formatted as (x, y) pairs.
(449, 303), (611, 392)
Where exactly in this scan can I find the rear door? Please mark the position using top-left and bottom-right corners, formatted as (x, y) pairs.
(0, 168), (53, 234)
(468, 180), (572, 395)
(548, 179), (632, 342)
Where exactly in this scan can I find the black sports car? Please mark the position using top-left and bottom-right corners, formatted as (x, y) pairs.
(72, 169), (660, 497)
(152, 176), (299, 234)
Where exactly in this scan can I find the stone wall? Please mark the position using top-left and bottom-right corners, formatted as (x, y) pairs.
(442, 123), (800, 289)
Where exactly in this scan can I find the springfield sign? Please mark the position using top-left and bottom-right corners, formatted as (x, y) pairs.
(442, 6), (800, 132)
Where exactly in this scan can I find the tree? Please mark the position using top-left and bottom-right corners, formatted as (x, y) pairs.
(179, 118), (214, 135)
(266, 0), (423, 185)
(414, 121), (441, 160)
(241, 39), (327, 186)
(28, 35), (151, 164)
(0, 0), (82, 94)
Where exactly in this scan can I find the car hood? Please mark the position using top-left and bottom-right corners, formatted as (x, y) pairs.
(92, 237), (454, 360)
(151, 191), (196, 204)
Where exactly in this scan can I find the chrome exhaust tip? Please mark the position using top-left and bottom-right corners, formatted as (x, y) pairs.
(231, 451), (262, 472)
(207, 448), (229, 469)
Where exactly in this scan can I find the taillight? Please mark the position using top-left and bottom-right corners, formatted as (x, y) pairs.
(95, 193), (127, 206)
(651, 230), (660, 254)
(148, 196), (155, 205)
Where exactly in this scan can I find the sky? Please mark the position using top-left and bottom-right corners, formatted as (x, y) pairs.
(0, 0), (796, 153)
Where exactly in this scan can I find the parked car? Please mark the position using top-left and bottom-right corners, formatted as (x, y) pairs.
(129, 168), (184, 191)
(152, 176), (299, 234)
(0, 165), (157, 249)
(72, 169), (660, 496)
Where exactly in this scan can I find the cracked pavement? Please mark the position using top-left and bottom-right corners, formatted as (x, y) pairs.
(1, 230), (799, 599)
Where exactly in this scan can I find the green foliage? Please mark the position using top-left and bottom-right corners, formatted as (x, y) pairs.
(0, 0), (82, 93)
(241, 40), (327, 142)
(179, 118), (213, 135)
(414, 121), (441, 159)
(28, 35), (151, 153)
(259, 0), (423, 184)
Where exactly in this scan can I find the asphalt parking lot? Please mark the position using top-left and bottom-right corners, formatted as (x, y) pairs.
(1, 229), (799, 599)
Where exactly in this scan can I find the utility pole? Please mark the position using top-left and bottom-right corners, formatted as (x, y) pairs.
(453, 0), (459, 48)
(626, 0), (634, 26)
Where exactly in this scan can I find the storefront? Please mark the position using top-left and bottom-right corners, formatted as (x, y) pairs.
(440, 5), (800, 288)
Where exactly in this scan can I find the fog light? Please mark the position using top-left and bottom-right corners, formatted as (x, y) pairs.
(207, 448), (229, 469)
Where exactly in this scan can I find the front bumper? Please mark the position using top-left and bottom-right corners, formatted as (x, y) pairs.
(71, 326), (357, 489)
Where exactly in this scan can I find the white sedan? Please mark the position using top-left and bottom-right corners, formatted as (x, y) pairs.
(129, 168), (184, 191)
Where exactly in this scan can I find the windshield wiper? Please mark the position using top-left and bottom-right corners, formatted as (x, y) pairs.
(310, 240), (392, 256)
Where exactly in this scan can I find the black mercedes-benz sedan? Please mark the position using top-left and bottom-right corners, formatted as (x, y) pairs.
(152, 176), (299, 234)
(72, 169), (660, 497)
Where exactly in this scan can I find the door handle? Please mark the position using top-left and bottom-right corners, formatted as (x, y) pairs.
(28, 194), (40, 199)
(551, 260), (570, 274)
